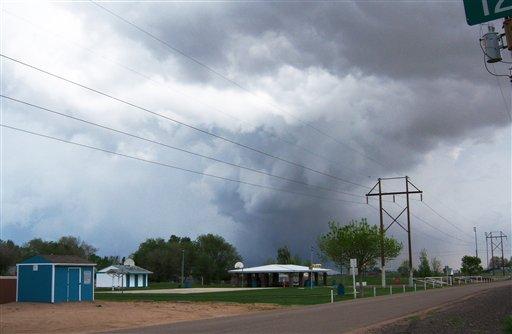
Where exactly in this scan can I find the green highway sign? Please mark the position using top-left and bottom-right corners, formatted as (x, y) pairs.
(464, 0), (512, 25)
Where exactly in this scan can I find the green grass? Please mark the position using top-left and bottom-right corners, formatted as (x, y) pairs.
(503, 315), (512, 334)
(96, 287), (347, 306)
(95, 281), (233, 292)
(326, 273), (406, 287)
(95, 284), (435, 306)
(446, 315), (465, 328)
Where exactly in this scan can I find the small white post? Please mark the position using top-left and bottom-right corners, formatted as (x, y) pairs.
(373, 286), (376, 297)
(424, 281), (426, 290)
(350, 259), (357, 299)
(330, 289), (334, 303)
(403, 285), (406, 293)
(389, 285), (392, 295)
(352, 277), (356, 299)
(432, 281), (435, 289)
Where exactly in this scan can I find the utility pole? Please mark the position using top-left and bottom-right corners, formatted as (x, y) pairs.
(366, 176), (423, 287)
(486, 231), (508, 276)
(473, 227), (478, 258)
(485, 232), (489, 270)
(378, 179), (385, 287)
(310, 246), (313, 289)
(181, 249), (185, 286)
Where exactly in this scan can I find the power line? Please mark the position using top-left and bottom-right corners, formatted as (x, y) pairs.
(90, 0), (389, 170)
(6, 107), (469, 248)
(2, 94), (365, 199)
(1, 123), (368, 205)
(390, 200), (473, 245)
(410, 212), (473, 245)
(2, 55), (478, 246)
(421, 201), (475, 239)
(395, 195), (475, 243)
(0, 53), (370, 190)
(7, 14), (500, 246)
(367, 203), (471, 247)
(2, 9), (372, 181)
(491, 63), (512, 120)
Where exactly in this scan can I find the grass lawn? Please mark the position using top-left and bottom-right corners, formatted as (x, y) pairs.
(95, 284), (440, 306)
(95, 281), (233, 292)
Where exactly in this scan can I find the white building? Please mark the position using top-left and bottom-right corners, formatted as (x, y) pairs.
(95, 259), (152, 288)
(228, 264), (331, 287)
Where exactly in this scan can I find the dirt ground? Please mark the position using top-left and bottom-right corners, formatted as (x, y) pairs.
(370, 284), (512, 334)
(0, 301), (280, 333)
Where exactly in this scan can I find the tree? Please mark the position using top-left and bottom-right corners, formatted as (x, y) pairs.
(397, 260), (411, 277)
(88, 255), (120, 269)
(318, 218), (402, 290)
(193, 234), (241, 284)
(132, 238), (173, 282)
(276, 246), (292, 264)
(431, 257), (442, 276)
(1, 237), (115, 275)
(417, 249), (432, 277)
(22, 236), (97, 259)
(461, 255), (483, 275)
(489, 256), (510, 269)
(0, 240), (23, 275)
(291, 254), (305, 266)
(132, 235), (195, 282)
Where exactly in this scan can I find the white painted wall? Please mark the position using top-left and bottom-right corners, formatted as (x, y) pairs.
(95, 271), (148, 288)
(96, 273), (128, 288)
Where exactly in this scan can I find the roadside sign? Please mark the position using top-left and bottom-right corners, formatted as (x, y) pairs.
(350, 258), (357, 268)
(349, 267), (358, 276)
(463, 0), (512, 26)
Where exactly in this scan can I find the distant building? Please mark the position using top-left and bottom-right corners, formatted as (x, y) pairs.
(17, 255), (96, 303)
(95, 258), (152, 288)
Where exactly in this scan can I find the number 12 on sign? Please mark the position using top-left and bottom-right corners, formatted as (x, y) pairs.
(464, 0), (512, 25)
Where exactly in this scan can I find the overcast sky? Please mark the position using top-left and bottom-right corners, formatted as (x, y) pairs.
(1, 0), (510, 269)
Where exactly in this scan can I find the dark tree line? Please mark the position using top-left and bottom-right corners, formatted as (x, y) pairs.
(1, 233), (242, 284)
(132, 234), (241, 284)
(0, 236), (113, 274)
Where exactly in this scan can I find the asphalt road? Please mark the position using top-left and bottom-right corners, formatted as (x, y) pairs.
(113, 280), (511, 334)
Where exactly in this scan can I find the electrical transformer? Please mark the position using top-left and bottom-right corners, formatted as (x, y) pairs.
(482, 26), (502, 63)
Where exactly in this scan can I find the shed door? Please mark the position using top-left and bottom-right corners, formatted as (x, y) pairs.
(67, 268), (80, 301)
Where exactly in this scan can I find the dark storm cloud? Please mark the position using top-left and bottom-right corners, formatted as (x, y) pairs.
(87, 0), (511, 149)
(92, 1), (486, 82)
(5, 1), (508, 266)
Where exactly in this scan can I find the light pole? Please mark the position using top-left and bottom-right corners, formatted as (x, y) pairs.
(181, 249), (185, 287)
(235, 262), (244, 287)
(474, 227), (478, 258)
(310, 246), (313, 289)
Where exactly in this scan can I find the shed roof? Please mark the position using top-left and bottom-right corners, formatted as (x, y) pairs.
(228, 264), (330, 274)
(98, 264), (152, 274)
(19, 255), (96, 265)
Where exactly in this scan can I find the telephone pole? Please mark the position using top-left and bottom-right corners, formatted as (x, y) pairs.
(473, 226), (478, 258)
(181, 249), (185, 286)
(366, 176), (423, 287)
(485, 231), (508, 276)
(485, 232), (489, 269)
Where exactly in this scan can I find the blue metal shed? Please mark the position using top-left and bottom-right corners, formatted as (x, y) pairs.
(17, 255), (96, 303)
